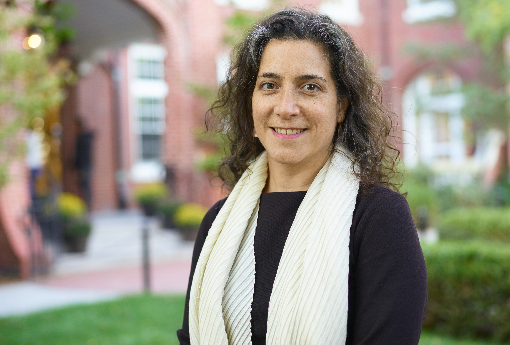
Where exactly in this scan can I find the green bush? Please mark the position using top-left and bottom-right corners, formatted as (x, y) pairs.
(174, 203), (207, 228)
(133, 182), (168, 206)
(488, 177), (510, 207)
(158, 201), (183, 217)
(422, 241), (510, 342)
(57, 193), (87, 221)
(437, 208), (510, 242)
(195, 153), (222, 173)
(63, 219), (91, 237)
(402, 180), (438, 227)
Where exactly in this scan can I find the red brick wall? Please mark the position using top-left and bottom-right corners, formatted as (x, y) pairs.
(67, 0), (485, 211)
(76, 65), (118, 211)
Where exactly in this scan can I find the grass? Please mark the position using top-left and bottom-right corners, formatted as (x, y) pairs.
(0, 294), (185, 345)
(0, 294), (507, 345)
(419, 331), (508, 345)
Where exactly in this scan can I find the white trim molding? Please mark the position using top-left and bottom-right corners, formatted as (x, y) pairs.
(402, 0), (456, 24)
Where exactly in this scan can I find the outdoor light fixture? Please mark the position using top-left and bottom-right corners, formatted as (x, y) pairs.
(22, 33), (44, 50)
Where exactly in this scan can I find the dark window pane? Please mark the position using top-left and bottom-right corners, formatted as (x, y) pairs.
(140, 134), (161, 160)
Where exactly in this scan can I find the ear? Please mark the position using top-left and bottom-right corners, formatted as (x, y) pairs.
(337, 99), (349, 123)
(253, 128), (258, 138)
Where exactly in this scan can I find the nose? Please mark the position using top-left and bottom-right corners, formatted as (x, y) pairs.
(275, 89), (299, 119)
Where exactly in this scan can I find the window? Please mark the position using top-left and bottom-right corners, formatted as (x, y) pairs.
(402, 0), (456, 24)
(213, 0), (267, 10)
(402, 69), (465, 166)
(137, 98), (165, 161)
(216, 53), (230, 84)
(319, 0), (363, 26)
(137, 59), (164, 80)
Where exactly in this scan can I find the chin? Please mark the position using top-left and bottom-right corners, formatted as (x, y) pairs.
(266, 150), (304, 166)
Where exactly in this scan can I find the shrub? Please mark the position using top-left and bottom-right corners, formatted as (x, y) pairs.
(57, 193), (87, 221)
(488, 177), (510, 207)
(422, 241), (510, 342)
(195, 153), (222, 173)
(64, 219), (92, 237)
(401, 180), (438, 228)
(133, 183), (167, 206)
(437, 208), (510, 242)
(158, 201), (183, 217)
(174, 203), (207, 228)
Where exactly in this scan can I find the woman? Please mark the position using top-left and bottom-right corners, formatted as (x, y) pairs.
(178, 8), (427, 345)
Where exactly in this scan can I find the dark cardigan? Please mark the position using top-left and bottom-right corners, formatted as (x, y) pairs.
(177, 184), (428, 344)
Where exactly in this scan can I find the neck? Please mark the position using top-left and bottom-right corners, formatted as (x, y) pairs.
(263, 154), (330, 193)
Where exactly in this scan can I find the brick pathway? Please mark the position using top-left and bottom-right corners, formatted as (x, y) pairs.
(0, 210), (194, 317)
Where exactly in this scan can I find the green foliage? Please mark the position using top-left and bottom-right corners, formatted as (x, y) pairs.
(437, 208), (510, 242)
(402, 41), (472, 65)
(462, 83), (510, 130)
(453, 0), (510, 131)
(194, 130), (230, 173)
(488, 176), (510, 206)
(186, 83), (218, 108)
(133, 183), (168, 206)
(419, 330), (508, 345)
(454, 0), (510, 54)
(57, 192), (87, 220)
(0, 294), (185, 345)
(0, 1), (75, 188)
(402, 180), (438, 227)
(56, 192), (91, 237)
(223, 10), (261, 46)
(63, 218), (91, 237)
(435, 182), (495, 211)
(195, 153), (223, 173)
(174, 203), (207, 228)
(1, 291), (502, 345)
(223, 0), (289, 47)
(157, 200), (183, 217)
(401, 165), (438, 226)
(422, 241), (510, 342)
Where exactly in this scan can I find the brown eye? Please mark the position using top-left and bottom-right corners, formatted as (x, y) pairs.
(305, 84), (317, 91)
(261, 82), (277, 90)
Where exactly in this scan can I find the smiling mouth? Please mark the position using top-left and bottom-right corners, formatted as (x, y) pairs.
(272, 127), (306, 135)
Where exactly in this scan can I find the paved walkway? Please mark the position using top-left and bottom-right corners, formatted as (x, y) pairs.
(0, 210), (194, 317)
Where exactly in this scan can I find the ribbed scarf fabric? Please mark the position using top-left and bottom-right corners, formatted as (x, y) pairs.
(189, 147), (360, 345)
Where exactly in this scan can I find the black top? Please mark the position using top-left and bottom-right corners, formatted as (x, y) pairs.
(177, 184), (428, 344)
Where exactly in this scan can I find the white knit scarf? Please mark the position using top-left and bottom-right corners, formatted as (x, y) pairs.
(189, 146), (360, 344)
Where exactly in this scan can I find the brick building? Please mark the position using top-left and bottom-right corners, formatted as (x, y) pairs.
(61, 0), (491, 213)
(2, 0), (502, 277)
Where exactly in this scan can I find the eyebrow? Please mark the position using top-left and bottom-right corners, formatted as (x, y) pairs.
(258, 72), (327, 83)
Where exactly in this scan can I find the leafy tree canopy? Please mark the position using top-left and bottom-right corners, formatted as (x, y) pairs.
(454, 0), (510, 54)
(0, 0), (75, 187)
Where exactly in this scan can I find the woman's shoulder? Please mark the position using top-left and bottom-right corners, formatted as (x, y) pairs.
(356, 184), (409, 216)
(352, 183), (415, 239)
(200, 197), (229, 235)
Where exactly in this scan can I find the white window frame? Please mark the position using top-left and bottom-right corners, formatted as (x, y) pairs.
(216, 53), (230, 84)
(319, 0), (363, 26)
(402, 70), (465, 167)
(127, 43), (168, 182)
(213, 0), (267, 11)
(402, 0), (456, 24)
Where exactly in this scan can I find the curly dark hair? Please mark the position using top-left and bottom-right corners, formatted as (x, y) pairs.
(208, 8), (401, 191)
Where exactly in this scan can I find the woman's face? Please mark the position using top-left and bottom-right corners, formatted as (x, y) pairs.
(252, 39), (347, 171)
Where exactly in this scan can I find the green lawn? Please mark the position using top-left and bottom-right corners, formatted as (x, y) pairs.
(0, 294), (185, 345)
(419, 331), (508, 345)
(0, 294), (506, 345)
